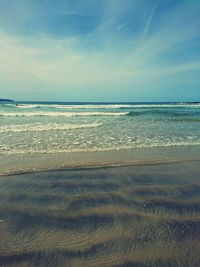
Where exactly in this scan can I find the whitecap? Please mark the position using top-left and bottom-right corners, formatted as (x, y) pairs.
(0, 123), (102, 133)
(0, 111), (129, 117)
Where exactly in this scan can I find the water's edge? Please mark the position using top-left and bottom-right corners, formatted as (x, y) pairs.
(1, 145), (200, 176)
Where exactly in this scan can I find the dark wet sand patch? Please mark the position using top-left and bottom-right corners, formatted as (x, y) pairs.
(1, 161), (200, 266)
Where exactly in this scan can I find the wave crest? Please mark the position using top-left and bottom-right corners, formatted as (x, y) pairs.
(1, 141), (200, 155)
(0, 111), (129, 117)
(0, 123), (102, 133)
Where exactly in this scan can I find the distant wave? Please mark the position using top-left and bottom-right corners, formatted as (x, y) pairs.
(0, 123), (102, 133)
(1, 109), (199, 118)
(0, 111), (129, 117)
(120, 104), (200, 109)
(128, 110), (200, 117)
(0, 109), (200, 118)
(4, 103), (200, 110)
(16, 104), (134, 109)
(16, 104), (41, 109)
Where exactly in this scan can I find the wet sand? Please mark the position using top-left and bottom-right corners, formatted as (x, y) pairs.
(1, 145), (200, 176)
(0, 160), (200, 266)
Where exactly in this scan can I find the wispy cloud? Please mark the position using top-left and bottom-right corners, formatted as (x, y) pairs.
(0, 0), (199, 101)
(142, 0), (160, 40)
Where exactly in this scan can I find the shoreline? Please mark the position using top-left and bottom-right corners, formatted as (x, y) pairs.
(0, 145), (200, 176)
(1, 158), (199, 177)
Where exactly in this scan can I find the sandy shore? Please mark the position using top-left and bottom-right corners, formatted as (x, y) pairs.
(0, 145), (200, 176)
(0, 160), (200, 266)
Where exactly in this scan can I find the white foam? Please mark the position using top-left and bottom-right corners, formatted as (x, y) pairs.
(0, 111), (129, 117)
(14, 103), (200, 109)
(132, 104), (200, 108)
(17, 104), (41, 109)
(0, 123), (102, 133)
(1, 141), (200, 155)
(16, 104), (132, 109)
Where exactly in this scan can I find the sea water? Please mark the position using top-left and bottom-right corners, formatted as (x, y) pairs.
(0, 102), (200, 155)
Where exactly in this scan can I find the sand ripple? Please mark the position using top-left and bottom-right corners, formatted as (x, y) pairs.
(0, 162), (200, 266)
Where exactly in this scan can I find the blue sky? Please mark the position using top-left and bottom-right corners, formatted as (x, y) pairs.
(0, 0), (199, 101)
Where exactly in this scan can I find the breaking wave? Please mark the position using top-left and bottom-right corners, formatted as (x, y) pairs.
(3, 102), (200, 110)
(0, 123), (102, 133)
(16, 104), (134, 109)
(1, 140), (200, 155)
(0, 111), (129, 117)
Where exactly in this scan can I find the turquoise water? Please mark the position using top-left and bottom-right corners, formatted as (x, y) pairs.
(0, 102), (200, 154)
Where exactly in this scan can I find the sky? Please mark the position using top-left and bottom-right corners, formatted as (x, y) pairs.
(0, 0), (199, 102)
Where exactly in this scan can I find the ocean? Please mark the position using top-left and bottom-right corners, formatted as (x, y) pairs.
(0, 102), (200, 155)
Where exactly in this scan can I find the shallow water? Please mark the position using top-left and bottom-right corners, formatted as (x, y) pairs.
(0, 102), (200, 155)
(0, 161), (200, 266)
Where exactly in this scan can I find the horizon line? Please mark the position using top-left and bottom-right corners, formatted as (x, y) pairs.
(1, 99), (200, 104)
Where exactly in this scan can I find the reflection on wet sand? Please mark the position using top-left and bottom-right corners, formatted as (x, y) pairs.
(0, 161), (200, 266)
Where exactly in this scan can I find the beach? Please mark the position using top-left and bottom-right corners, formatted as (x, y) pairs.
(0, 161), (200, 266)
(1, 0), (199, 264)
(0, 102), (200, 266)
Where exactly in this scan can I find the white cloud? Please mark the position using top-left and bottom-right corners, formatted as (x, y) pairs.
(0, 0), (199, 100)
